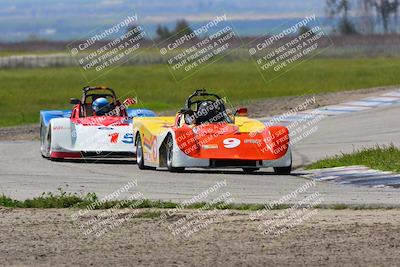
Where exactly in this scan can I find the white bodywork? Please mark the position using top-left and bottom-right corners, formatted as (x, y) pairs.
(41, 118), (135, 158)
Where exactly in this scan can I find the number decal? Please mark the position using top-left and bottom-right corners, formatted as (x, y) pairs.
(223, 138), (241, 148)
(122, 133), (134, 144)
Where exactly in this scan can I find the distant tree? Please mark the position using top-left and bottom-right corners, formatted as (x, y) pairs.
(155, 19), (194, 41)
(367, 0), (399, 34)
(357, 0), (375, 34)
(173, 19), (194, 38)
(298, 25), (312, 35)
(174, 19), (193, 35)
(155, 25), (171, 40)
(326, 0), (358, 35)
(339, 18), (359, 34)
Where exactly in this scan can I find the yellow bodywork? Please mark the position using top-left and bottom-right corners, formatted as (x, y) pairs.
(134, 116), (265, 138)
(133, 116), (266, 164)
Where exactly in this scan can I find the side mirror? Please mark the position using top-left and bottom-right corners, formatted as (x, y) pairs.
(70, 98), (80, 105)
(179, 108), (191, 114)
(235, 107), (248, 117)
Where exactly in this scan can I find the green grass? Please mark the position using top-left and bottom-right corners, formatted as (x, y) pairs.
(0, 190), (270, 210)
(0, 189), (397, 210)
(0, 50), (68, 57)
(0, 57), (400, 126)
(306, 145), (400, 173)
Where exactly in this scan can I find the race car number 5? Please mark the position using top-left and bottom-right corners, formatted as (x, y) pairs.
(223, 138), (241, 148)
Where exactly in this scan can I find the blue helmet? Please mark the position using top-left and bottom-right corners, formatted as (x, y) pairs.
(92, 97), (111, 115)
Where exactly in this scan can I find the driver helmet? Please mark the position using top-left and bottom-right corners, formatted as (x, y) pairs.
(92, 97), (111, 116)
(197, 101), (218, 123)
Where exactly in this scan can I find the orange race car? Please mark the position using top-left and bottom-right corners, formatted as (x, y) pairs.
(133, 89), (292, 173)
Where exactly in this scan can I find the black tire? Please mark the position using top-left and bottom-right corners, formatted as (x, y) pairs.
(274, 151), (292, 174)
(166, 135), (185, 173)
(42, 124), (52, 159)
(136, 134), (146, 169)
(273, 165), (292, 175)
(40, 121), (47, 158)
(243, 168), (259, 173)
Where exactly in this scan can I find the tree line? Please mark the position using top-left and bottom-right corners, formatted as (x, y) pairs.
(327, 0), (399, 34)
(155, 20), (194, 41)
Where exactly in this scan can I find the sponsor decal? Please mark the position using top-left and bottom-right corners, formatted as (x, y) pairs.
(201, 144), (218, 150)
(244, 139), (262, 144)
(122, 133), (134, 144)
(143, 135), (158, 161)
(98, 127), (114, 130)
(109, 132), (119, 143)
(151, 139), (158, 161)
(53, 126), (70, 131)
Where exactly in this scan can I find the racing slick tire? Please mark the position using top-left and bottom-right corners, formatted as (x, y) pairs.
(273, 152), (292, 174)
(273, 165), (292, 175)
(166, 135), (185, 173)
(41, 123), (52, 159)
(40, 120), (48, 158)
(136, 135), (146, 169)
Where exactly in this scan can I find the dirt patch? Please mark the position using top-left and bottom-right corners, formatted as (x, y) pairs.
(1, 86), (398, 141)
(0, 123), (39, 141)
(0, 208), (399, 266)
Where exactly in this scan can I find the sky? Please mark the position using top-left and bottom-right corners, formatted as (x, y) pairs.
(0, 0), (326, 41)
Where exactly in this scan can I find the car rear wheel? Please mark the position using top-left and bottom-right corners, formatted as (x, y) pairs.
(40, 121), (47, 158)
(136, 135), (146, 169)
(273, 152), (292, 174)
(42, 124), (52, 159)
(273, 165), (292, 175)
(166, 135), (185, 173)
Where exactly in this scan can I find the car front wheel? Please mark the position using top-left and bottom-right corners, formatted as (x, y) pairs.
(166, 135), (185, 173)
(136, 135), (146, 169)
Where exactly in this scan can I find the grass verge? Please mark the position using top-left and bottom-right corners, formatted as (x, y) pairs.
(0, 189), (397, 210)
(305, 144), (400, 173)
(1, 57), (400, 126)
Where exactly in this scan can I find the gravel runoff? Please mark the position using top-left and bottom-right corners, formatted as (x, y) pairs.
(0, 207), (399, 266)
(1, 86), (398, 141)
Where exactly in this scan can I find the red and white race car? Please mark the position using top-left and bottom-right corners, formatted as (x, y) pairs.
(40, 86), (155, 160)
(133, 89), (292, 173)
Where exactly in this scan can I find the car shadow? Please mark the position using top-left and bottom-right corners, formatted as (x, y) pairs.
(49, 158), (296, 175)
(156, 168), (295, 176)
(51, 158), (136, 165)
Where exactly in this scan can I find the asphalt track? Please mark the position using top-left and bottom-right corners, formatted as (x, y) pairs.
(1, 103), (400, 205)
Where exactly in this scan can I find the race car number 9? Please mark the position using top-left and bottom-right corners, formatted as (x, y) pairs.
(223, 138), (241, 148)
